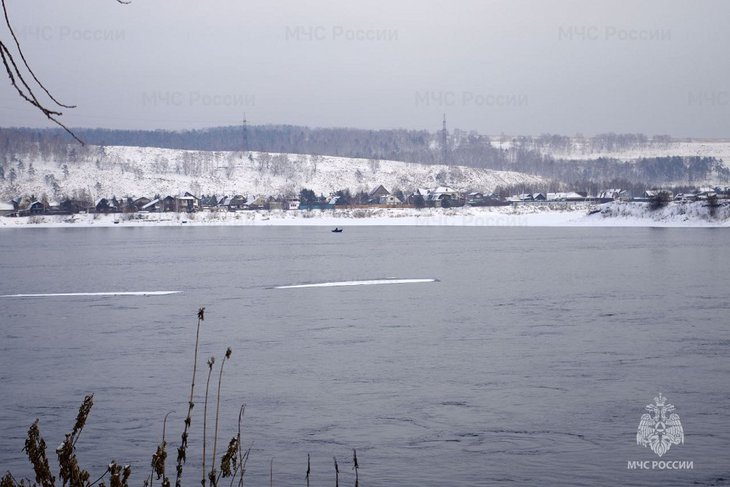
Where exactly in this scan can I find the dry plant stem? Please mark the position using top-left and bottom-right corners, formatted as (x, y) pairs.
(210, 348), (232, 485)
(88, 466), (111, 487)
(236, 405), (245, 484)
(230, 446), (250, 487)
(162, 410), (172, 484)
(333, 457), (339, 487)
(202, 357), (215, 487)
(353, 449), (359, 487)
(306, 454), (310, 487)
(227, 405), (246, 487)
(176, 307), (205, 487)
(190, 310), (205, 410)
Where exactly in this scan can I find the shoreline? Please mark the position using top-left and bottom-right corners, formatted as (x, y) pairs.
(1, 203), (728, 228)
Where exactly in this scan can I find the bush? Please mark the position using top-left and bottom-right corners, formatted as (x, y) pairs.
(648, 191), (672, 211)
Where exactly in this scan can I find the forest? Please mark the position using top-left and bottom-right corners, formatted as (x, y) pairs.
(1, 126), (727, 186)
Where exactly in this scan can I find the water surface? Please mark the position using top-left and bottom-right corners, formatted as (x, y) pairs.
(0, 226), (728, 486)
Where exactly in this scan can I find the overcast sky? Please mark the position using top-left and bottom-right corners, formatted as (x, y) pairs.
(1, 0), (729, 137)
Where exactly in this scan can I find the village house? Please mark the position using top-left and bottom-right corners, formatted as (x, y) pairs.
(141, 198), (161, 212)
(641, 190), (674, 201)
(380, 194), (402, 206)
(466, 192), (508, 206)
(247, 196), (267, 210)
(218, 195), (248, 211)
(466, 192), (484, 205)
(367, 185), (391, 204)
(597, 189), (628, 201)
(286, 198), (300, 210)
(178, 193), (200, 212)
(407, 188), (431, 205)
(61, 199), (89, 214)
(159, 196), (176, 212)
(508, 193), (551, 203)
(428, 187), (461, 206)
(674, 192), (699, 202)
(95, 198), (119, 213)
(0, 201), (15, 216)
(133, 197), (152, 211)
(17, 200), (45, 216)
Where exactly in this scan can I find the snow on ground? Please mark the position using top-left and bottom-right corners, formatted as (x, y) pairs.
(590, 200), (730, 225)
(1, 145), (545, 201)
(2, 202), (727, 228)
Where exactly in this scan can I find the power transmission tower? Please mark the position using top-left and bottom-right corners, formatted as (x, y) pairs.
(441, 113), (449, 166)
(242, 113), (248, 158)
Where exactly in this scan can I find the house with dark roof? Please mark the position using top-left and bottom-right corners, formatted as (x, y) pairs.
(19, 200), (45, 216)
(368, 185), (390, 204)
(95, 198), (119, 213)
(219, 195), (248, 210)
(133, 197), (152, 211)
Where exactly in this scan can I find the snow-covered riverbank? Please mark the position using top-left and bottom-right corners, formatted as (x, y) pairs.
(2, 202), (728, 228)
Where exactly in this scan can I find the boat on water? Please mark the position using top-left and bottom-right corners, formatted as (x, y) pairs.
(331, 228), (343, 233)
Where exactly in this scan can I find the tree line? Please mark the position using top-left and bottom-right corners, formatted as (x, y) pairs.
(1, 126), (728, 186)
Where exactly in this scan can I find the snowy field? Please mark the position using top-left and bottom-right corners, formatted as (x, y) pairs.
(2, 202), (728, 228)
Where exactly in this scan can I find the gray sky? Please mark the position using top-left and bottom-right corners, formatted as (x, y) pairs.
(1, 0), (729, 137)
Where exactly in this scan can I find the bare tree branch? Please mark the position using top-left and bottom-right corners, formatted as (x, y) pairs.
(2, 0), (75, 108)
(1, 0), (131, 144)
(0, 42), (83, 144)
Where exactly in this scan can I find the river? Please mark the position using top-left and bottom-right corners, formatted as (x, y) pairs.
(0, 226), (728, 486)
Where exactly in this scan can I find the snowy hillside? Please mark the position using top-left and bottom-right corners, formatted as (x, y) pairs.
(0, 145), (545, 200)
(492, 138), (730, 165)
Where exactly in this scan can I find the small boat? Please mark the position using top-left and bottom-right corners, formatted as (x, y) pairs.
(331, 227), (343, 233)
